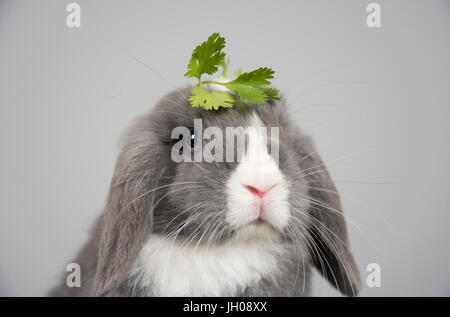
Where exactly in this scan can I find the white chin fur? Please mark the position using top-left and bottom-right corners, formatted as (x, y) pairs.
(225, 113), (291, 233)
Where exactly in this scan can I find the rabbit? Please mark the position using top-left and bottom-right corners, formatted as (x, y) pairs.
(49, 87), (361, 297)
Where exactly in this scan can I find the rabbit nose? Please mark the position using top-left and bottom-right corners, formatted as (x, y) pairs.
(244, 183), (277, 198)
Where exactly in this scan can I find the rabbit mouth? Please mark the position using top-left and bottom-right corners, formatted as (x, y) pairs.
(241, 216), (280, 234)
(248, 217), (265, 226)
(246, 217), (277, 231)
(231, 217), (280, 242)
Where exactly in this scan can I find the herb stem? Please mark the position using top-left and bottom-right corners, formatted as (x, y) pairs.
(201, 80), (228, 86)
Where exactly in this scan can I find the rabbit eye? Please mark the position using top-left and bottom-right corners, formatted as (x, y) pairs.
(189, 127), (195, 153)
(177, 127), (195, 155)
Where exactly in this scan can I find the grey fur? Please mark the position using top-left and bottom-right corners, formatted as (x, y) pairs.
(49, 87), (361, 297)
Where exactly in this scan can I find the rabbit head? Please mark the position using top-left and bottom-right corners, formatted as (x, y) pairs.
(92, 87), (361, 296)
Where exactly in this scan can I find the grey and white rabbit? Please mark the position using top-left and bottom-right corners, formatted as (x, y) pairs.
(50, 87), (361, 297)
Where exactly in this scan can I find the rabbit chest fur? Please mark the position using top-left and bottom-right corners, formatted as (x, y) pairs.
(126, 234), (307, 296)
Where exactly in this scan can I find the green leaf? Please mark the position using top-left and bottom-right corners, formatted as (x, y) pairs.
(262, 87), (280, 100)
(223, 83), (268, 104)
(229, 67), (275, 86)
(221, 67), (277, 104)
(184, 33), (280, 110)
(184, 33), (226, 80)
(189, 86), (235, 110)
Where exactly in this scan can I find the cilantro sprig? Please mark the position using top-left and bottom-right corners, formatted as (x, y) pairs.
(184, 32), (280, 110)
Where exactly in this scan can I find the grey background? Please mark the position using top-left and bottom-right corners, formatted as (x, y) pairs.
(1, 0), (449, 296)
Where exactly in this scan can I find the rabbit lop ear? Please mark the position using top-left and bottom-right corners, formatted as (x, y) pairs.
(300, 138), (361, 296)
(92, 125), (166, 296)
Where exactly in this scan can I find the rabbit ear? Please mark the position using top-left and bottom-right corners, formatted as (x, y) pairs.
(300, 139), (361, 296)
(92, 129), (165, 296)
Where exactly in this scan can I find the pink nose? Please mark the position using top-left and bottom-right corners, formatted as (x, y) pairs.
(244, 185), (270, 198)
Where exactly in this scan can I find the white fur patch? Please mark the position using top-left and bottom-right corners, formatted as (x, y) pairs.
(226, 113), (290, 230)
(130, 234), (285, 296)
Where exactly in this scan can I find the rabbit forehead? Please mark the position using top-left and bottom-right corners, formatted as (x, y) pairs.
(149, 87), (282, 132)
